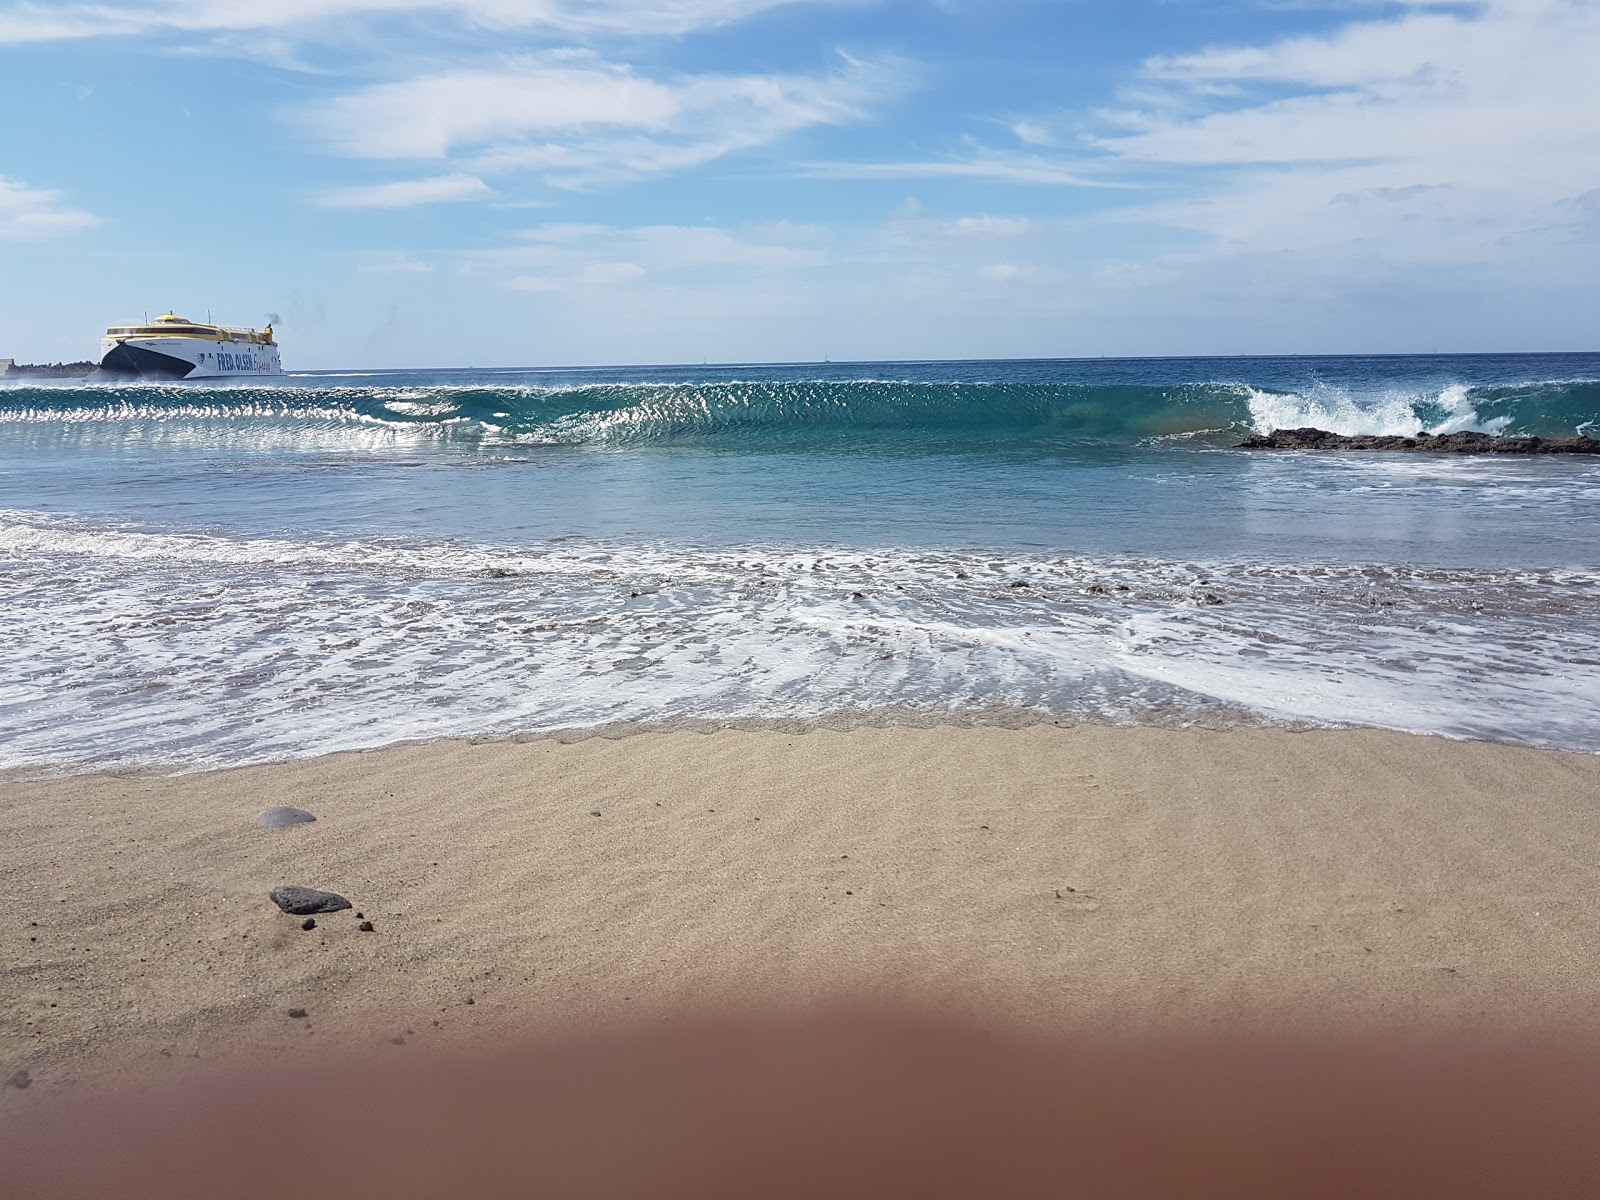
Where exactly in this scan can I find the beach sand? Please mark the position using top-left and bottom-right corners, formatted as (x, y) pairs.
(4, 724), (1599, 1109)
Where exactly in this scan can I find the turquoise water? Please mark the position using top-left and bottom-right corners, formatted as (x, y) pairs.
(3, 353), (1598, 768)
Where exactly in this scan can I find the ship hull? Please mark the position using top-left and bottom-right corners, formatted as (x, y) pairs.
(97, 336), (284, 379)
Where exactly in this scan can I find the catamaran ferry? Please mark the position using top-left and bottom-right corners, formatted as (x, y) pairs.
(97, 313), (283, 379)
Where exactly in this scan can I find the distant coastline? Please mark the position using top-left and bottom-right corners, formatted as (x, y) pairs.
(1, 359), (94, 379)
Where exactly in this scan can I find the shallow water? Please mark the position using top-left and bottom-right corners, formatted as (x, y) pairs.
(3, 353), (1598, 769)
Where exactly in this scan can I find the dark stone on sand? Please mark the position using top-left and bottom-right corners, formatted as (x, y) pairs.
(590, 811), (602, 817)
(258, 806), (317, 828)
(6, 1068), (31, 1090)
(287, 1008), (308, 1019)
(301, 918), (317, 931)
(270, 886), (353, 916)
(1238, 427), (1600, 454)
(358, 921), (375, 932)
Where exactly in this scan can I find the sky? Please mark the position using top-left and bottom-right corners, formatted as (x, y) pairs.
(1, 0), (1597, 368)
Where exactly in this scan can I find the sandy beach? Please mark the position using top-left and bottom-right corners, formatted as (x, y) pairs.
(4, 722), (1599, 1111)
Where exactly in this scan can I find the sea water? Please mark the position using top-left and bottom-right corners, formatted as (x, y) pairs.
(2, 353), (1598, 770)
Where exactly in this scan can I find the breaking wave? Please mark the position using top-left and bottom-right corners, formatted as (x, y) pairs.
(2, 374), (1598, 450)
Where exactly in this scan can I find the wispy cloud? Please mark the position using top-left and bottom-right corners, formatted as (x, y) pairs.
(0, 0), (853, 44)
(320, 173), (493, 208)
(469, 220), (829, 291)
(803, 151), (1101, 187)
(0, 176), (98, 239)
(1089, 0), (1600, 263)
(306, 52), (903, 190)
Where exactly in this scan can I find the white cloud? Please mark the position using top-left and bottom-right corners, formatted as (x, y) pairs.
(507, 260), (647, 291)
(1090, 0), (1600, 263)
(0, 176), (98, 239)
(320, 172), (494, 208)
(880, 208), (1041, 248)
(804, 151), (1100, 186)
(307, 53), (901, 189)
(940, 216), (1036, 238)
(0, 0), (850, 44)
(473, 219), (828, 291)
(311, 62), (683, 160)
(357, 253), (434, 273)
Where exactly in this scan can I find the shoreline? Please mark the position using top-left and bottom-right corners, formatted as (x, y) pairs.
(5, 699), (1593, 786)
(0, 703), (1331, 783)
(6, 722), (1600, 1109)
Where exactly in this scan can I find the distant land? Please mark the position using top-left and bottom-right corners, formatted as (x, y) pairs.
(1, 360), (95, 378)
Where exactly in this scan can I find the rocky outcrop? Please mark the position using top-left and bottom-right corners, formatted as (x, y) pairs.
(269, 886), (353, 915)
(1238, 427), (1600, 454)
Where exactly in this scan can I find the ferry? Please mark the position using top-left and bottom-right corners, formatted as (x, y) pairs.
(97, 313), (283, 379)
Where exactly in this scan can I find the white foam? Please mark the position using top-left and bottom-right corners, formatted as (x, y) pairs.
(3, 513), (1598, 771)
(1245, 381), (1512, 437)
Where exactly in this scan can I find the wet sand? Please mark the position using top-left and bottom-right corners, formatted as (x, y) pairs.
(4, 724), (1599, 1109)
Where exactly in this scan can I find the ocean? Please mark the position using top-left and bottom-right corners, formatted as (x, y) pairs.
(3, 352), (1598, 771)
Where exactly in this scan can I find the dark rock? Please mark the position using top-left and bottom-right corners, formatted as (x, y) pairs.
(301, 918), (317, 931)
(258, 806), (316, 828)
(270, 886), (352, 915)
(287, 1008), (308, 1019)
(5, 1068), (31, 1090)
(1238, 427), (1600, 454)
(358, 921), (375, 932)
(589, 811), (602, 817)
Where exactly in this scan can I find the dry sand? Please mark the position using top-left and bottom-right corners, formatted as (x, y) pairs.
(4, 724), (1599, 1110)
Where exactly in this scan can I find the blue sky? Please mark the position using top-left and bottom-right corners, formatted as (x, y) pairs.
(2, 0), (1597, 368)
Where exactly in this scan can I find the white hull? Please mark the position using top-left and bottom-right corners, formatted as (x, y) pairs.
(99, 335), (283, 379)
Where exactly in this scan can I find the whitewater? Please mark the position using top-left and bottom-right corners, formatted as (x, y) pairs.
(2, 352), (1598, 770)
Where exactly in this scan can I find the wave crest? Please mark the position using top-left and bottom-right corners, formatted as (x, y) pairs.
(2, 375), (1597, 447)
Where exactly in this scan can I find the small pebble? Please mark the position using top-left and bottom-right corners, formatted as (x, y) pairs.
(301, 918), (316, 931)
(5, 1069), (31, 1090)
(590, 811), (602, 817)
(359, 921), (375, 932)
(287, 1008), (308, 1019)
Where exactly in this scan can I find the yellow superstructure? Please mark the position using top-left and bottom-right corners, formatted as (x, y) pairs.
(105, 313), (276, 345)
